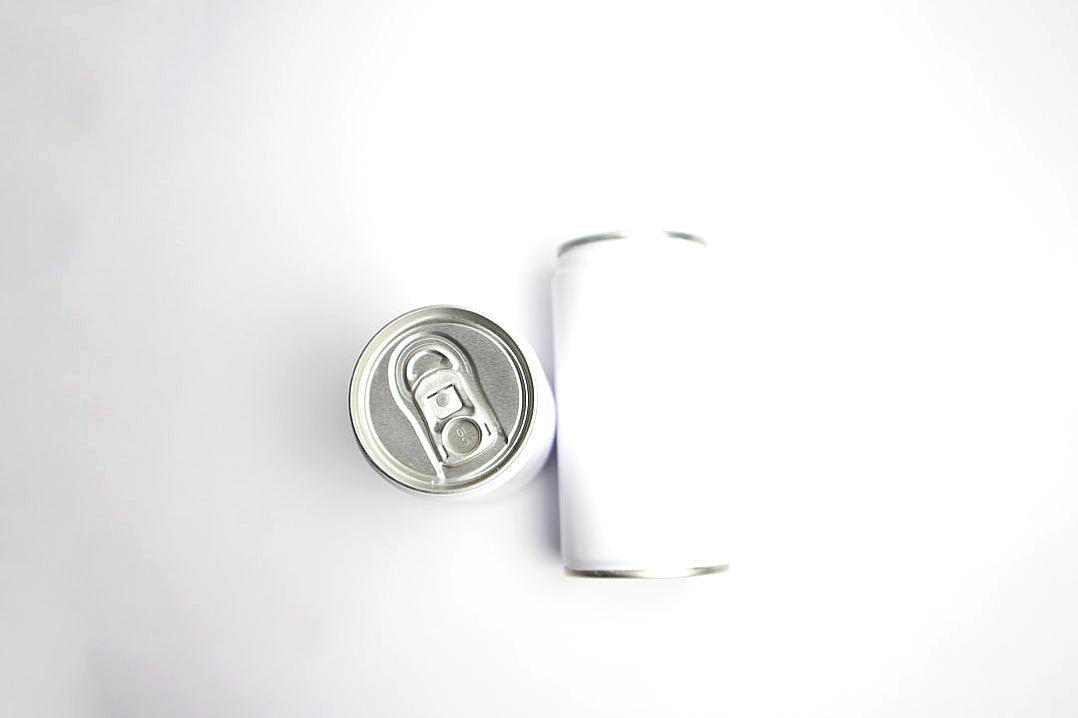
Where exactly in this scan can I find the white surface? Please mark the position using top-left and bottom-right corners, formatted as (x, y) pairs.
(554, 237), (729, 572)
(2, 1), (1077, 716)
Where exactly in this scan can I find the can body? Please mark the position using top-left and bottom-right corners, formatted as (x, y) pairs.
(552, 232), (728, 576)
(350, 306), (555, 500)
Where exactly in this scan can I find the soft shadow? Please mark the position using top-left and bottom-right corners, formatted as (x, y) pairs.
(535, 441), (561, 558)
(530, 262), (560, 557)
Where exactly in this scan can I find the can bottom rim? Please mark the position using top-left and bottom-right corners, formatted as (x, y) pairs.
(564, 565), (728, 580)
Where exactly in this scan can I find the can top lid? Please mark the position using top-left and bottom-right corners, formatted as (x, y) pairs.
(349, 306), (537, 495)
(557, 229), (706, 258)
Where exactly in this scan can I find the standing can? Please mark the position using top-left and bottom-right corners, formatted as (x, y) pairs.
(350, 306), (555, 499)
(552, 231), (729, 577)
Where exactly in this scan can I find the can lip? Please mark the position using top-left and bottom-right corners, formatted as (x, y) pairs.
(557, 229), (706, 258)
(349, 305), (539, 496)
(564, 565), (728, 579)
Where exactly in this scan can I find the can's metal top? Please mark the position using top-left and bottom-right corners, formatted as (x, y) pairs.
(557, 229), (706, 257)
(350, 306), (537, 495)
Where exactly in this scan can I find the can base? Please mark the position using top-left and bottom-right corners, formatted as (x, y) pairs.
(564, 565), (728, 579)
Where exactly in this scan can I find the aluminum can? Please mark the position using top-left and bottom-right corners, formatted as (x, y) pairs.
(350, 306), (555, 499)
(552, 231), (729, 577)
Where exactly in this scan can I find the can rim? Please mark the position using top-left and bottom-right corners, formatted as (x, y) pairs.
(564, 565), (728, 579)
(557, 229), (706, 258)
(349, 305), (538, 496)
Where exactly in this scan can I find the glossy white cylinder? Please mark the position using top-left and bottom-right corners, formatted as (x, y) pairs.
(552, 232), (729, 577)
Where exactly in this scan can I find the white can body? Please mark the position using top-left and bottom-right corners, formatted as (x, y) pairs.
(552, 233), (729, 577)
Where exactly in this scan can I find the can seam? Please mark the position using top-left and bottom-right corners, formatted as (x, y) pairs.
(556, 230), (706, 258)
(564, 565), (728, 579)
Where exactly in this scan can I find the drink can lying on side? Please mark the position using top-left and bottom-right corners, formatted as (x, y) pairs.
(350, 306), (555, 500)
(552, 230), (730, 578)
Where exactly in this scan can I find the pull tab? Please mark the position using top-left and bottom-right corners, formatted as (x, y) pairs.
(387, 332), (506, 484)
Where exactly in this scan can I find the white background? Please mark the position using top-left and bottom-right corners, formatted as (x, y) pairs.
(2, 1), (1077, 716)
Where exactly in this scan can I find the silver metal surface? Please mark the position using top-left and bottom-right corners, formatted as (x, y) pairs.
(350, 306), (536, 495)
(557, 229), (706, 257)
(565, 565), (729, 579)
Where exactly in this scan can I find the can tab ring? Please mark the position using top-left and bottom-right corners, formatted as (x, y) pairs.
(388, 332), (506, 483)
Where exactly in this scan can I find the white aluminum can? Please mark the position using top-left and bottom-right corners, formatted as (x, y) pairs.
(350, 306), (555, 500)
(552, 231), (729, 577)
